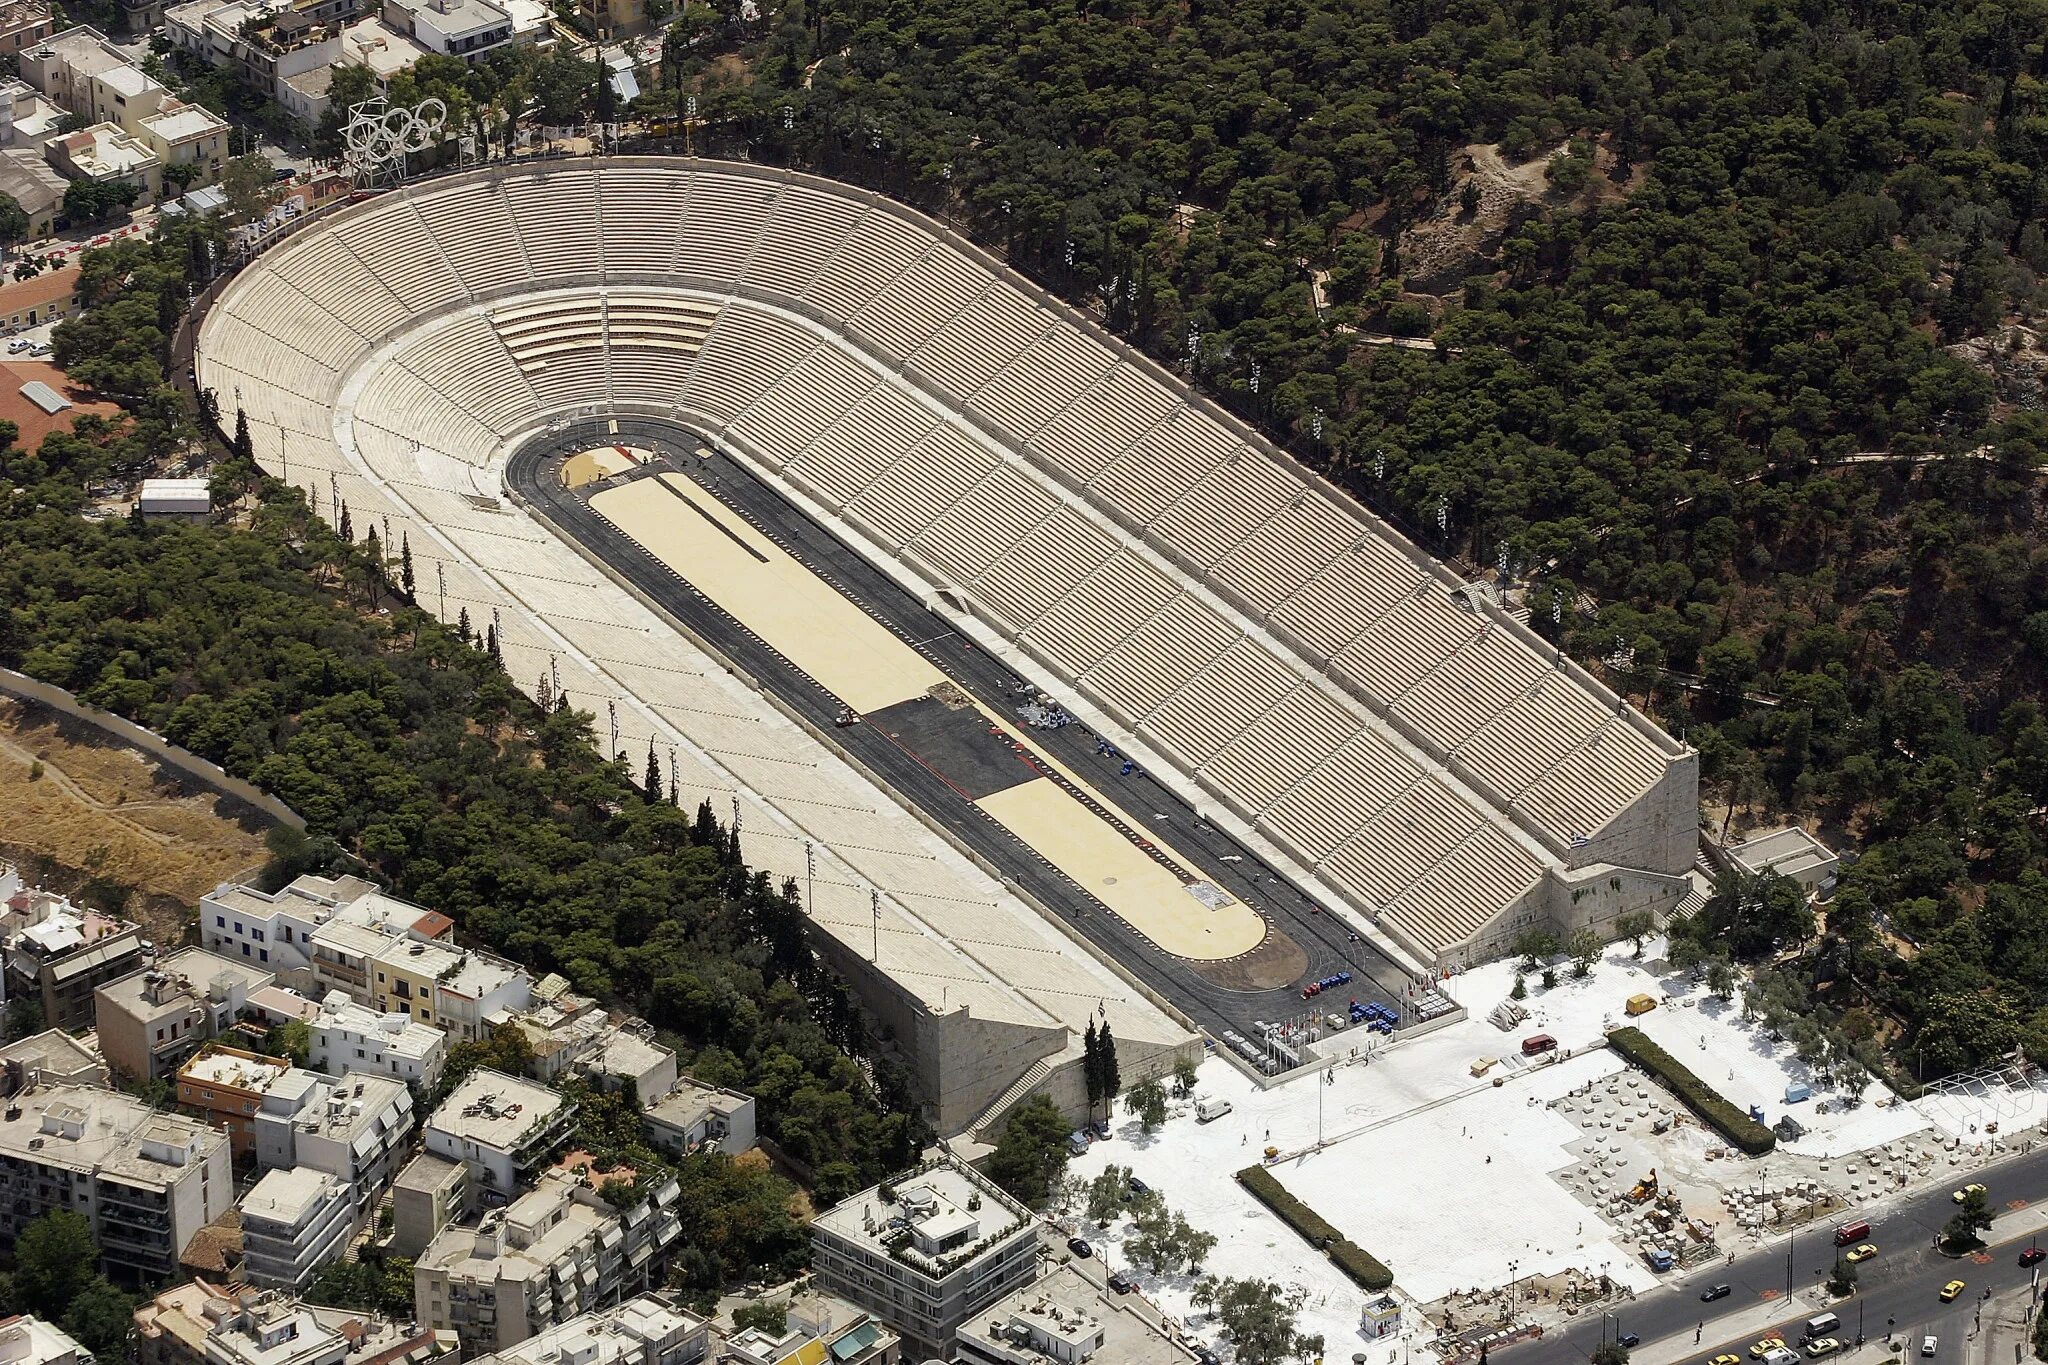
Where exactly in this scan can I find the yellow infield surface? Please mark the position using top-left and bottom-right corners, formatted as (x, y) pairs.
(561, 446), (650, 488)
(589, 468), (1264, 962)
(975, 778), (1266, 960)
(589, 474), (945, 713)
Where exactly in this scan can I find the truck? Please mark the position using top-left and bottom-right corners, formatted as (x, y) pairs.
(1195, 1096), (1234, 1123)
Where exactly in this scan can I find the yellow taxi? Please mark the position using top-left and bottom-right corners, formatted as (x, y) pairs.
(1713, 1355), (1743, 1365)
(1953, 1182), (1987, 1203)
(1845, 1243), (1877, 1263)
(1940, 1279), (1966, 1302)
(1751, 1338), (1787, 1358)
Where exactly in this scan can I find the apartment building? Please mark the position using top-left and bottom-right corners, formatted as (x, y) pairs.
(1, 889), (144, 1031)
(810, 1159), (1039, 1359)
(199, 875), (377, 985)
(493, 995), (672, 1105)
(0, 0), (57, 56)
(390, 1153), (470, 1259)
(178, 1047), (291, 1156)
(163, 0), (353, 105)
(0, 1084), (230, 1281)
(95, 950), (273, 1081)
(724, 1294), (897, 1365)
(308, 991), (446, 1089)
(641, 1078), (754, 1158)
(0, 80), (67, 152)
(135, 1283), (456, 1365)
(0, 1029), (109, 1094)
(415, 1171), (684, 1354)
(466, 1296), (709, 1365)
(430, 953), (530, 1045)
(18, 26), (225, 186)
(254, 1070), (413, 1207)
(955, 1260), (1196, 1365)
(423, 1070), (574, 1196)
(241, 1168), (352, 1290)
(0, 149), (67, 237)
(379, 0), (511, 62)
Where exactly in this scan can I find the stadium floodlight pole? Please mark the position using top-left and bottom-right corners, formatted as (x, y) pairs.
(870, 888), (880, 963)
(436, 561), (445, 620)
(805, 840), (814, 914)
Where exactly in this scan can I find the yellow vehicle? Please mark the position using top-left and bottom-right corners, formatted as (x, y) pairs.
(1752, 1339), (1787, 1358)
(1940, 1279), (1966, 1302)
(1953, 1182), (1987, 1204)
(1713, 1355), (1743, 1365)
(1845, 1243), (1877, 1263)
(1626, 993), (1658, 1016)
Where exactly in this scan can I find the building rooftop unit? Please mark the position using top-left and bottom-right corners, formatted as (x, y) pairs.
(287, 1071), (411, 1143)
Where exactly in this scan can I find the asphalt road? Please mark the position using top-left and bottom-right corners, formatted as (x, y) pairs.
(1518, 1146), (2048, 1365)
(505, 419), (1429, 1049)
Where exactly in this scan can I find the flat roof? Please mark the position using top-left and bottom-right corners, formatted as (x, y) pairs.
(812, 1158), (1031, 1261)
(1728, 826), (1838, 877)
(242, 1165), (344, 1225)
(962, 1259), (1191, 1365)
(180, 1049), (289, 1092)
(393, 1151), (467, 1195)
(427, 1068), (565, 1152)
(0, 1084), (223, 1187)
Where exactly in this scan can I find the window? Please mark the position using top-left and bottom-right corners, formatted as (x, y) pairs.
(216, 915), (225, 928)
(234, 921), (242, 933)
(242, 944), (250, 957)
(253, 929), (264, 942)
(259, 950), (268, 963)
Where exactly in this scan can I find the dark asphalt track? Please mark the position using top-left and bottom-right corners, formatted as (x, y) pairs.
(505, 417), (1439, 1052)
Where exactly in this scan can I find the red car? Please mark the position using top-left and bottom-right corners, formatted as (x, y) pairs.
(2022, 1246), (2045, 1267)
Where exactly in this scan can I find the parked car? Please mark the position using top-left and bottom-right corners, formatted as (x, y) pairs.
(1108, 1272), (1135, 1295)
(1127, 1176), (1150, 1196)
(1618, 1334), (1640, 1349)
(6, 339), (29, 354)
(1701, 1284), (1732, 1302)
(1067, 1237), (1093, 1259)
(1804, 1339), (1840, 1359)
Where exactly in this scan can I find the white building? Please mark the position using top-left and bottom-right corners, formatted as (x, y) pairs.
(492, 995), (672, 1105)
(431, 955), (531, 1045)
(423, 1069), (575, 1196)
(378, 0), (511, 62)
(1727, 826), (1841, 895)
(203, 879), (376, 986)
(0, 1084), (231, 1281)
(138, 478), (212, 520)
(811, 1158), (1039, 1359)
(954, 1260), (1194, 1365)
(0, 1317), (94, 1365)
(466, 1296), (708, 1365)
(308, 991), (447, 1089)
(240, 1168), (352, 1290)
(254, 1070), (414, 1208)
(641, 1078), (753, 1158)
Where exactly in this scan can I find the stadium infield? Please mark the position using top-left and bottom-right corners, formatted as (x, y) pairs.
(508, 419), (1424, 1044)
(587, 465), (1268, 962)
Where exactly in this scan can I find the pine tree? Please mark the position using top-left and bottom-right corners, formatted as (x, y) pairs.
(232, 407), (253, 462)
(537, 672), (554, 712)
(400, 533), (415, 599)
(338, 501), (353, 542)
(485, 621), (501, 665)
(644, 744), (663, 803)
(457, 606), (472, 642)
(693, 799), (719, 847)
(364, 526), (382, 578)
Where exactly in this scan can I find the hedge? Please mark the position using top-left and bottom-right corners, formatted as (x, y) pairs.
(1328, 1238), (1395, 1291)
(1607, 1025), (1776, 1155)
(1236, 1166), (1393, 1290)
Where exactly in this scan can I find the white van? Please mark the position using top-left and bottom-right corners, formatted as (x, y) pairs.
(1804, 1315), (1840, 1341)
(1194, 1096), (1234, 1123)
(1764, 1349), (1801, 1365)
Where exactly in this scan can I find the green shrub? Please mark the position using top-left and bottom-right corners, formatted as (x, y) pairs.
(1327, 1238), (1394, 1291)
(1236, 1165), (1340, 1246)
(1237, 1167), (1393, 1290)
(1607, 1026), (1775, 1155)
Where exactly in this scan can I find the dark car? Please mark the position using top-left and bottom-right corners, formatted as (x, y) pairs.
(2023, 1247), (2046, 1267)
(1194, 1350), (1221, 1365)
(1702, 1285), (1732, 1302)
(1108, 1272), (1136, 1294)
(1128, 1176), (1151, 1196)
(1619, 1335), (1641, 1350)
(1067, 1237), (1093, 1258)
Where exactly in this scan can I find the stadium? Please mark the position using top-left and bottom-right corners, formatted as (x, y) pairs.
(192, 157), (1700, 1135)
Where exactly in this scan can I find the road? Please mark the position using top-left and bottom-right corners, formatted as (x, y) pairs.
(504, 417), (1433, 1050)
(1516, 1146), (2048, 1365)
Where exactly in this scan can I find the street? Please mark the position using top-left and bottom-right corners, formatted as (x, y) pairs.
(1514, 1144), (2048, 1365)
